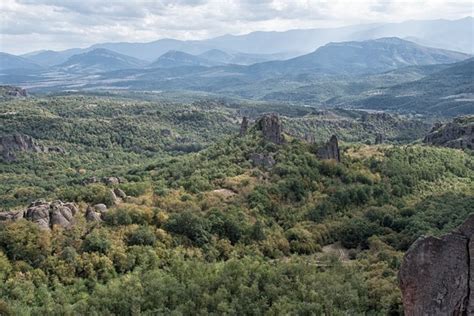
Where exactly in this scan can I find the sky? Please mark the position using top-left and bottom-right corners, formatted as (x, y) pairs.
(0, 0), (472, 54)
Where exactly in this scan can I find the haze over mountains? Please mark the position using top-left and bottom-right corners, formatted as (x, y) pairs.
(0, 17), (472, 117)
(13, 17), (473, 66)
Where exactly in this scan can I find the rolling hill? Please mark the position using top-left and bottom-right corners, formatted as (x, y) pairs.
(0, 52), (42, 71)
(57, 48), (148, 73)
(246, 37), (470, 76)
(150, 50), (222, 68)
(346, 58), (474, 116)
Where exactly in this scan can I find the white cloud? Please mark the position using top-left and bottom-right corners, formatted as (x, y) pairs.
(0, 0), (472, 54)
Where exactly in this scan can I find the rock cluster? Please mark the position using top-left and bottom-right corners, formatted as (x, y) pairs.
(0, 200), (78, 230)
(85, 203), (110, 222)
(423, 116), (473, 150)
(256, 114), (283, 144)
(0, 134), (65, 162)
(399, 214), (474, 315)
(316, 135), (341, 162)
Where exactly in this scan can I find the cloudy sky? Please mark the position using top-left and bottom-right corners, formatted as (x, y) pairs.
(0, 0), (472, 54)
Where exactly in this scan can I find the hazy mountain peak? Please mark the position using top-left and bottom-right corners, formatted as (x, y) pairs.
(57, 48), (147, 73)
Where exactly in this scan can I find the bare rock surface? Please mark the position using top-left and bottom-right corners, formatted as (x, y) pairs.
(399, 214), (474, 315)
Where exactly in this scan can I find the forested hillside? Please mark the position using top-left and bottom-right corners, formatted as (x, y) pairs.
(0, 94), (472, 314)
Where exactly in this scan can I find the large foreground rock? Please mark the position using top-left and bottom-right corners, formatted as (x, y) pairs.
(399, 214), (474, 315)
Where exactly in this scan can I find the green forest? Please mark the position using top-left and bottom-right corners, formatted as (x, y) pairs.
(0, 93), (472, 315)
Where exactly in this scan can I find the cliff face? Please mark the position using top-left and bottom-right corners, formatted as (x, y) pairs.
(399, 214), (474, 315)
(423, 116), (473, 150)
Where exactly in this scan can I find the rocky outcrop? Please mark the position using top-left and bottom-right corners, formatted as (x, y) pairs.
(399, 214), (474, 315)
(255, 114), (283, 144)
(239, 117), (249, 136)
(423, 116), (473, 150)
(85, 206), (102, 222)
(316, 135), (341, 162)
(114, 188), (127, 199)
(0, 200), (78, 230)
(0, 85), (27, 98)
(375, 133), (384, 144)
(249, 153), (276, 169)
(0, 134), (65, 162)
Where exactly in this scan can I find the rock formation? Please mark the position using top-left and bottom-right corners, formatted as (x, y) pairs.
(239, 117), (249, 136)
(249, 153), (276, 169)
(0, 85), (27, 98)
(316, 135), (341, 162)
(114, 188), (127, 199)
(399, 214), (474, 315)
(0, 200), (78, 230)
(423, 116), (473, 150)
(256, 114), (283, 144)
(375, 133), (384, 144)
(85, 206), (102, 222)
(0, 134), (65, 162)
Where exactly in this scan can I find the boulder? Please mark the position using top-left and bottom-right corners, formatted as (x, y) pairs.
(399, 214), (474, 315)
(22, 200), (77, 230)
(0, 200), (78, 229)
(0, 209), (25, 221)
(239, 117), (249, 136)
(49, 201), (76, 228)
(114, 188), (127, 199)
(25, 201), (51, 229)
(316, 135), (341, 162)
(256, 114), (283, 144)
(85, 206), (102, 222)
(93, 204), (108, 214)
(103, 176), (120, 186)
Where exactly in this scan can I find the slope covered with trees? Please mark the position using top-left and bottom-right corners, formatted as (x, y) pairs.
(0, 94), (472, 314)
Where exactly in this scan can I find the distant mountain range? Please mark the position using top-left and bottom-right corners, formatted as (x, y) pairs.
(10, 17), (473, 68)
(245, 37), (469, 76)
(1, 34), (472, 117)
